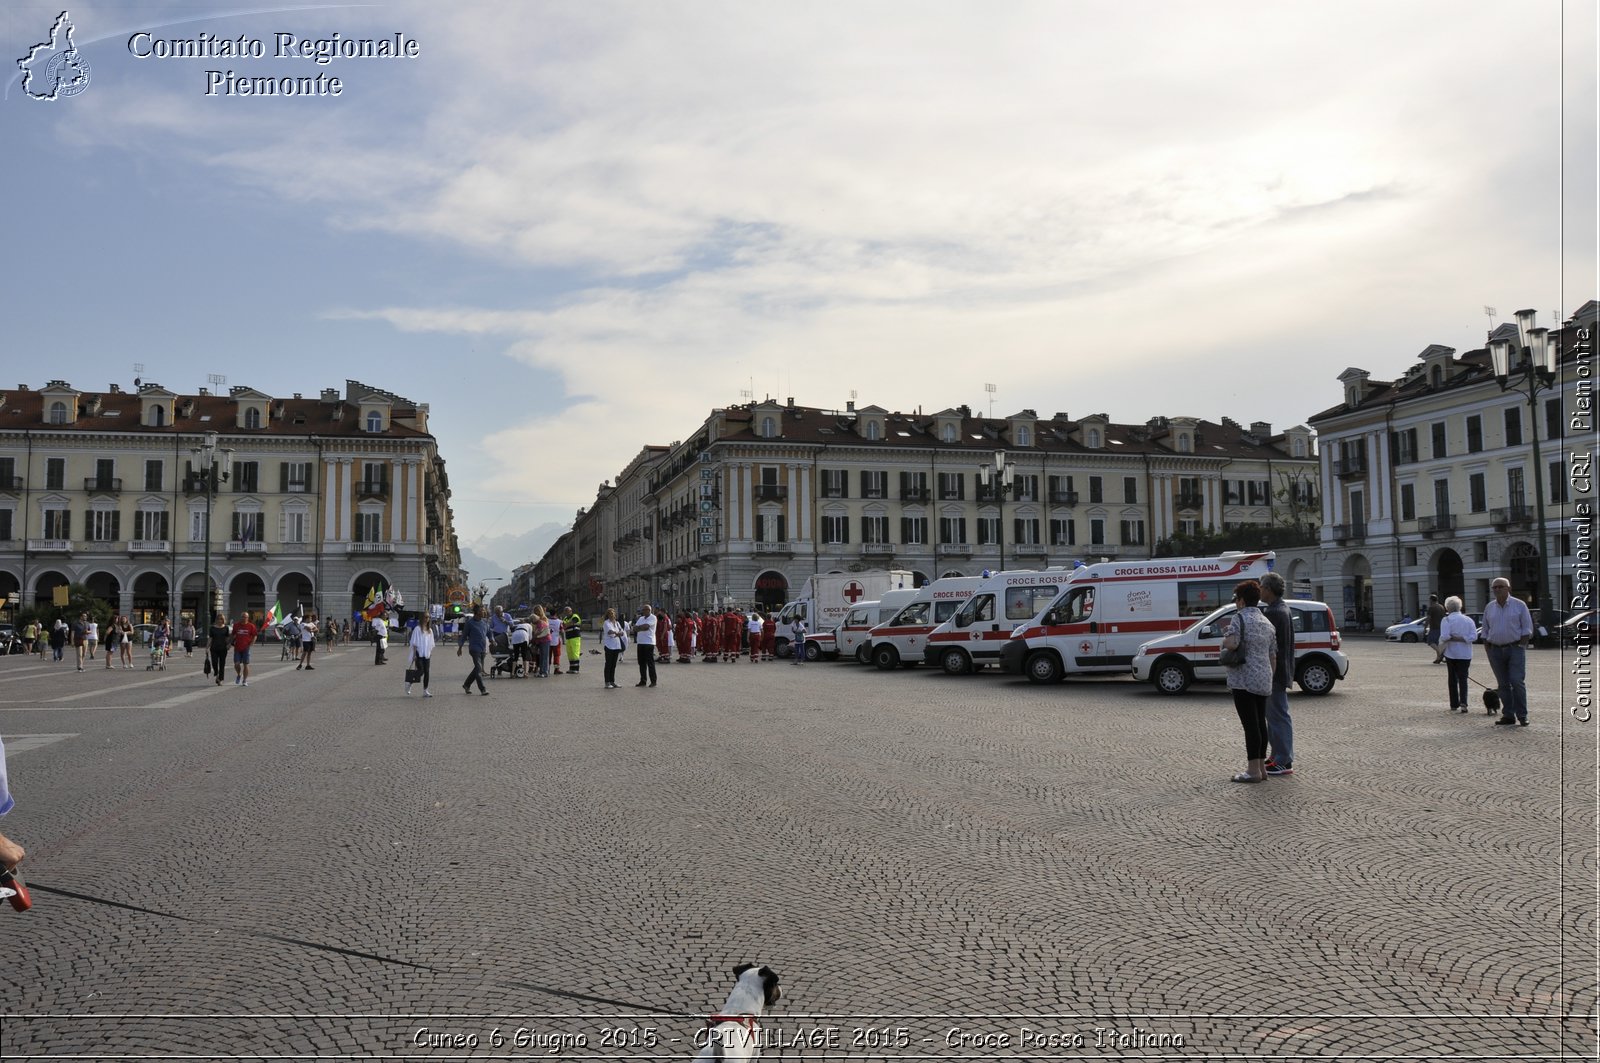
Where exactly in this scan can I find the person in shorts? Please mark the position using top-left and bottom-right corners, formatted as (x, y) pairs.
(231, 611), (259, 686)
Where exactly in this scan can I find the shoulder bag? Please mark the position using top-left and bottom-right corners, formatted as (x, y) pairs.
(1218, 614), (1249, 668)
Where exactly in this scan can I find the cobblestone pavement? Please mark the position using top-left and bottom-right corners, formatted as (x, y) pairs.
(0, 635), (1592, 1060)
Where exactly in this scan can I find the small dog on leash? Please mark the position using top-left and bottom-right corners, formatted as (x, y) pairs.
(693, 963), (781, 1060)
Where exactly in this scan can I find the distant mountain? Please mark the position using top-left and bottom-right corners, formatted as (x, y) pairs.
(462, 522), (568, 579)
(458, 547), (510, 585)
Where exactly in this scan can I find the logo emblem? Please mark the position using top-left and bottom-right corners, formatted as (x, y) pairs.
(1079, 640), (1093, 653)
(18, 11), (91, 101)
(843, 580), (866, 603)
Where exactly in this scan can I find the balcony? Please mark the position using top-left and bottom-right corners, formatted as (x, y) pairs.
(226, 541), (267, 554)
(1331, 523), (1367, 544)
(347, 541), (393, 556)
(861, 543), (895, 556)
(128, 540), (171, 554)
(975, 487), (998, 504)
(27, 539), (70, 552)
(356, 480), (391, 500)
(900, 487), (930, 502)
(1491, 505), (1533, 528)
(752, 542), (794, 557)
(1175, 492), (1205, 511)
(1014, 545), (1049, 559)
(84, 477), (122, 494)
(1048, 490), (1078, 505)
(754, 484), (788, 501)
(1333, 456), (1368, 479)
(1418, 515), (1456, 537)
(941, 545), (973, 558)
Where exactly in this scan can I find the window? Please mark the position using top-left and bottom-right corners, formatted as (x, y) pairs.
(149, 404), (165, 427)
(0, 509), (11, 541)
(133, 510), (169, 541)
(1431, 422), (1447, 459)
(1466, 415), (1483, 453)
(1049, 517), (1076, 546)
(1506, 467), (1525, 507)
(1016, 425), (1031, 447)
(1089, 476), (1103, 504)
(938, 472), (965, 500)
(862, 515), (890, 543)
(231, 512), (264, 542)
(281, 462), (312, 493)
(244, 407), (262, 429)
(1184, 477), (1206, 505)
(976, 516), (1001, 545)
(939, 516), (967, 545)
(1400, 483), (1416, 521)
(0, 457), (12, 487)
(1119, 477), (1135, 504)
(93, 459), (115, 489)
(88, 509), (120, 542)
(759, 416), (776, 438)
(1013, 475), (1038, 502)
(899, 472), (928, 500)
(1247, 480), (1270, 506)
(1390, 427), (1418, 464)
(354, 511), (383, 543)
(1178, 518), (1201, 536)
(362, 462), (388, 490)
(865, 420), (881, 441)
(942, 423), (956, 442)
(1013, 517), (1040, 545)
(1119, 519), (1145, 545)
(43, 508), (70, 539)
(1504, 407), (1522, 446)
(1551, 461), (1567, 504)
(1090, 518), (1105, 546)
(900, 516), (928, 545)
(366, 410), (383, 433)
(46, 458), (64, 491)
(284, 510), (307, 544)
(230, 461), (257, 493)
(1048, 475), (1075, 502)
(1177, 433), (1192, 453)
(144, 460), (163, 492)
(1086, 428), (1101, 448)
(821, 514), (849, 544)
(1469, 473), (1486, 512)
(48, 401), (67, 425)
(1432, 479), (1450, 517)
(190, 509), (209, 542)
(860, 470), (887, 498)
(1292, 437), (1305, 457)
(820, 469), (848, 498)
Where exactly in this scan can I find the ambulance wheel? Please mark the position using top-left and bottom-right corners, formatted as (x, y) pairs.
(873, 644), (901, 671)
(803, 641), (823, 662)
(1151, 657), (1192, 695)
(1024, 651), (1063, 684)
(854, 644), (872, 665)
(1296, 657), (1337, 695)
(940, 648), (973, 676)
(775, 639), (792, 659)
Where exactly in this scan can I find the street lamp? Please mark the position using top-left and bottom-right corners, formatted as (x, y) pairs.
(1488, 308), (1558, 631)
(189, 431), (232, 645)
(977, 450), (1017, 572)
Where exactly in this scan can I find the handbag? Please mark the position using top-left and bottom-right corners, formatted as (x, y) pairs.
(203, 655), (212, 676)
(1218, 614), (1248, 667)
(404, 666), (422, 684)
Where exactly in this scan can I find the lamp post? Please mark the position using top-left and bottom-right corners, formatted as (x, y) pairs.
(189, 431), (232, 645)
(978, 450), (1017, 572)
(1488, 308), (1558, 631)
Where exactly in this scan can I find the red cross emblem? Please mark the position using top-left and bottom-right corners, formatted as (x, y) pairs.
(1079, 640), (1093, 653)
(843, 581), (866, 603)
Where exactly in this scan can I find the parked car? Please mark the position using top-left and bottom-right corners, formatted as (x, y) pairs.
(1386, 613), (1484, 643)
(1131, 599), (1350, 696)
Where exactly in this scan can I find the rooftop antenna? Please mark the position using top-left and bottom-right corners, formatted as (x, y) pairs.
(984, 382), (997, 417)
(1483, 305), (1498, 334)
(207, 373), (227, 393)
(132, 362), (144, 390)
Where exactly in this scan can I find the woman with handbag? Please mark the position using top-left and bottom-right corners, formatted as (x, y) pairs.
(1221, 579), (1278, 783)
(406, 615), (436, 697)
(600, 608), (627, 689)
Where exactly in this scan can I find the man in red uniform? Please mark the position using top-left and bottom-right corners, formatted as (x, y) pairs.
(722, 609), (743, 663)
(675, 611), (694, 663)
(655, 608), (672, 665)
(761, 612), (777, 661)
(700, 611), (720, 662)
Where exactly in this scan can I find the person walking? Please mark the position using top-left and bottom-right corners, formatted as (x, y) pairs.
(85, 616), (99, 661)
(297, 614), (318, 670)
(790, 615), (807, 665)
(371, 614), (389, 666)
(1439, 595), (1477, 713)
(600, 608), (626, 689)
(48, 619), (67, 663)
(1425, 594), (1447, 664)
(179, 616), (196, 657)
(1480, 577), (1533, 726)
(117, 616), (135, 668)
(633, 604), (658, 687)
(20, 619), (37, 657)
(207, 614), (230, 685)
(1222, 580), (1278, 783)
(405, 615), (436, 697)
(230, 611), (259, 686)
(456, 606), (491, 695)
(548, 609), (565, 674)
(71, 613), (89, 670)
(103, 614), (122, 670)
(1259, 572), (1296, 776)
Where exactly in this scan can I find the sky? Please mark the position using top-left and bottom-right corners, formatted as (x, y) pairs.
(2, 1), (1595, 577)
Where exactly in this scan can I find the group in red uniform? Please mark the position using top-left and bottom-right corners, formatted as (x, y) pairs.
(652, 609), (781, 663)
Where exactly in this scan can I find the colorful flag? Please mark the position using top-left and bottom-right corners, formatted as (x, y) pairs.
(264, 600), (283, 627)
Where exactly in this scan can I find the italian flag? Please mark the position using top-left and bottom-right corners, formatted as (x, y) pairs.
(264, 601), (284, 627)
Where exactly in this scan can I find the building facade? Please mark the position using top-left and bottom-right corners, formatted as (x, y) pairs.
(1307, 301), (1596, 629)
(0, 378), (465, 626)
(536, 401), (1320, 618)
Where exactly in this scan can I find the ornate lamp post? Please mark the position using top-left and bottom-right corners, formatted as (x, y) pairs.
(1488, 308), (1558, 631)
(978, 449), (1017, 572)
(189, 431), (232, 645)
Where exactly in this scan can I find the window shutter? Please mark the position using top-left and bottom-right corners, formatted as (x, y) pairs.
(111, 511), (121, 542)
(279, 463), (289, 492)
(840, 519), (849, 545)
(62, 511), (71, 540)
(777, 515), (786, 542)
(1014, 517), (1024, 542)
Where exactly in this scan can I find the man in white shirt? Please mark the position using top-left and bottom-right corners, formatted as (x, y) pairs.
(372, 615), (389, 666)
(1479, 577), (1533, 726)
(633, 605), (658, 688)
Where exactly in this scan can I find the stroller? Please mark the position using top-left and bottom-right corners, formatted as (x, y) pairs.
(146, 636), (168, 671)
(487, 633), (523, 679)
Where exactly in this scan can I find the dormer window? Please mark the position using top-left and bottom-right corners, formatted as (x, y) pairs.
(1177, 433), (1191, 453)
(1429, 365), (1442, 388)
(942, 424), (956, 442)
(244, 407), (262, 429)
(760, 416), (777, 438)
(366, 411), (383, 433)
(1292, 438), (1306, 457)
(149, 405), (166, 427)
(1015, 425), (1031, 447)
(865, 420), (881, 441)
(49, 401), (67, 425)
(1087, 428), (1101, 448)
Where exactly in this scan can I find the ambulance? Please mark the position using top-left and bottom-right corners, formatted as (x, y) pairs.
(867, 576), (984, 670)
(803, 587), (920, 662)
(997, 552), (1275, 683)
(921, 568), (1080, 674)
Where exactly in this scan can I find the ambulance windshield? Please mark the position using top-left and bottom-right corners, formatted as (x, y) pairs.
(953, 594), (994, 627)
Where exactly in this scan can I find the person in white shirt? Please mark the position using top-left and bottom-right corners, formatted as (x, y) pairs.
(600, 608), (628, 689)
(406, 615), (436, 697)
(1438, 596), (1478, 714)
(509, 616), (532, 676)
(632, 605), (657, 687)
(1479, 577), (1534, 725)
(372, 615), (389, 665)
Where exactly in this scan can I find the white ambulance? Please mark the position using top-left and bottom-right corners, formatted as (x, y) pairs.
(921, 568), (1079, 674)
(867, 576), (983, 670)
(997, 552), (1276, 683)
(808, 588), (921, 663)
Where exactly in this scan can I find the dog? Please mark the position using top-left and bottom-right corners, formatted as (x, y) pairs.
(693, 963), (781, 1060)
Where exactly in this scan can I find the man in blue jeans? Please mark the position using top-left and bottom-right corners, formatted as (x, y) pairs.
(1480, 577), (1533, 726)
(1259, 572), (1296, 775)
(456, 606), (491, 695)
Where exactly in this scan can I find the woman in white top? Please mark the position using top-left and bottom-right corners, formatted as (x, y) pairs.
(600, 608), (627, 689)
(548, 613), (565, 675)
(1438, 595), (1478, 713)
(406, 616), (436, 697)
(1221, 580), (1278, 783)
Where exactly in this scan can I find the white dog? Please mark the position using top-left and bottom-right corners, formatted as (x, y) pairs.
(693, 963), (781, 1060)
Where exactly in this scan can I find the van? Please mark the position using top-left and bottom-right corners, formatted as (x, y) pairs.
(867, 576), (984, 670)
(921, 568), (1078, 674)
(806, 588), (921, 662)
(1131, 598), (1349, 695)
(997, 552), (1276, 683)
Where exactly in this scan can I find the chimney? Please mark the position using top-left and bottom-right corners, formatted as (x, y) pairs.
(109, 383), (122, 394)
(846, 400), (855, 412)
(1250, 421), (1272, 438)
(786, 397), (795, 408)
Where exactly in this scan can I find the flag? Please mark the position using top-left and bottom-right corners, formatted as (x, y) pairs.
(264, 600), (283, 627)
(361, 583), (386, 621)
(362, 585), (377, 611)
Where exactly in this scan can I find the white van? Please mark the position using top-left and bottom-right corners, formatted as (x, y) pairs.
(867, 576), (983, 670)
(806, 588), (920, 662)
(921, 568), (1078, 674)
(997, 552), (1276, 683)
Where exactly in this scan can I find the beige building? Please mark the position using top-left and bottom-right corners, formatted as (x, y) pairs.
(1307, 301), (1596, 629)
(537, 400), (1319, 618)
(0, 378), (465, 627)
